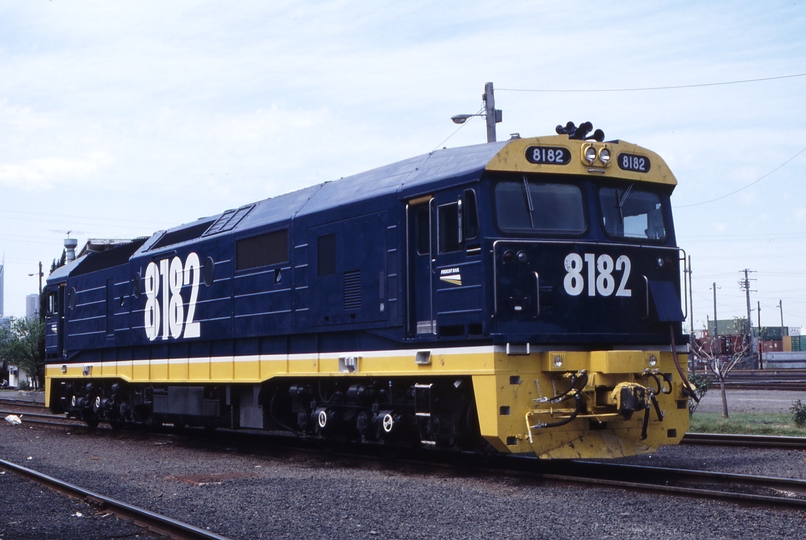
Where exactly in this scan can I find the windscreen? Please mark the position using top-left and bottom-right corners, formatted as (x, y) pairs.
(599, 186), (666, 241)
(494, 179), (586, 234)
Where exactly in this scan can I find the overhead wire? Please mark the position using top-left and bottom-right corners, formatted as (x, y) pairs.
(676, 146), (806, 208)
(497, 72), (806, 93)
(499, 73), (806, 208)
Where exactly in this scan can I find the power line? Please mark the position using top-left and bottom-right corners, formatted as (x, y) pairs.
(498, 72), (806, 93)
(676, 146), (806, 208)
(0, 209), (166, 228)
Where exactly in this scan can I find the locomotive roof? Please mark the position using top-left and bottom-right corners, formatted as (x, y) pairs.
(144, 135), (675, 251)
(136, 139), (513, 254)
(51, 134), (678, 271)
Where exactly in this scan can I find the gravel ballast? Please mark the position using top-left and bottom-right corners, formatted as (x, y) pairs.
(3, 389), (806, 539)
(1, 423), (805, 540)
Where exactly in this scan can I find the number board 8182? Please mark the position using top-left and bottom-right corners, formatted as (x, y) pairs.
(618, 153), (651, 173)
(525, 146), (571, 165)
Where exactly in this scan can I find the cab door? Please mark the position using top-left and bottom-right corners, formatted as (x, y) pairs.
(45, 285), (66, 359)
(406, 197), (434, 337)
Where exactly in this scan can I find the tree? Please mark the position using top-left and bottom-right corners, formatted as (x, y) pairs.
(0, 317), (46, 389)
(50, 249), (66, 275)
(691, 333), (752, 418)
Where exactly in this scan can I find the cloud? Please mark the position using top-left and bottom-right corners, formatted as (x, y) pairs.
(0, 152), (115, 191)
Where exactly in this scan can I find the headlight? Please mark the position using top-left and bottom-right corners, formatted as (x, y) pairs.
(599, 148), (611, 165)
(647, 354), (658, 367)
(553, 355), (564, 367)
(584, 145), (597, 164)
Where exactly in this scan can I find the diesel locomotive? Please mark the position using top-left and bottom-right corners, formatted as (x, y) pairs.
(44, 122), (692, 459)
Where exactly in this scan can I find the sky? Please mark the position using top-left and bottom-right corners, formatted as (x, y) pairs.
(1, 1), (805, 332)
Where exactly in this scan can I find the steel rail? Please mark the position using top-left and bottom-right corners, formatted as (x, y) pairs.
(494, 457), (806, 510)
(0, 409), (70, 420)
(683, 432), (806, 449)
(0, 459), (231, 540)
(535, 467), (806, 509)
(0, 400), (48, 409)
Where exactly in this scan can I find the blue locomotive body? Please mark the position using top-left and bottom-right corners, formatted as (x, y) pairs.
(44, 129), (691, 458)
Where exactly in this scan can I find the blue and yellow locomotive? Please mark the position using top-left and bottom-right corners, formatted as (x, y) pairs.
(44, 122), (691, 459)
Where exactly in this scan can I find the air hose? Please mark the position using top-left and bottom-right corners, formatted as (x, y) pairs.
(670, 324), (699, 402)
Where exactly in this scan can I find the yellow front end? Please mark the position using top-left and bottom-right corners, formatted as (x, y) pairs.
(472, 349), (689, 459)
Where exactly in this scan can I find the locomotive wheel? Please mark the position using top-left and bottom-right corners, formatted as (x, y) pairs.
(382, 413), (394, 433)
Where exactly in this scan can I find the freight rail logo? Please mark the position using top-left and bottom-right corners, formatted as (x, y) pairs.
(439, 268), (462, 286)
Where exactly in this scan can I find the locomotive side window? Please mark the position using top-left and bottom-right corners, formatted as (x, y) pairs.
(438, 202), (461, 253)
(494, 179), (586, 233)
(236, 229), (289, 270)
(415, 206), (430, 255)
(599, 187), (666, 241)
(318, 233), (337, 276)
(463, 189), (479, 241)
(48, 291), (58, 315)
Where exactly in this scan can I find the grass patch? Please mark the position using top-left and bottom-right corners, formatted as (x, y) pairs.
(689, 412), (806, 436)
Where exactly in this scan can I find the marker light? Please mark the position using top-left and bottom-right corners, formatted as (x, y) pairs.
(553, 355), (564, 367)
(647, 354), (658, 367)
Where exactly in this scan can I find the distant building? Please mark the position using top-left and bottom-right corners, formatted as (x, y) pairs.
(25, 294), (39, 320)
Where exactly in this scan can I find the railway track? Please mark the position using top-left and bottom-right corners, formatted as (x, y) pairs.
(697, 368), (806, 390)
(521, 460), (806, 509)
(0, 458), (230, 540)
(682, 432), (806, 449)
(4, 397), (806, 511)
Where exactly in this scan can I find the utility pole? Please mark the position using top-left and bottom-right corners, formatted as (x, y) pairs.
(739, 269), (755, 336)
(451, 82), (503, 143)
(758, 301), (763, 369)
(483, 82), (502, 143)
(687, 256), (694, 337)
(713, 282), (719, 356)
(779, 300), (785, 338)
(29, 261), (44, 321)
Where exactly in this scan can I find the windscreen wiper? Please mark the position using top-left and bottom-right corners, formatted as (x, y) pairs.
(616, 183), (634, 222)
(522, 175), (535, 228)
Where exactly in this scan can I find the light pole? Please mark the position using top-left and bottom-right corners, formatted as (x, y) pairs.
(28, 261), (43, 320)
(451, 82), (503, 143)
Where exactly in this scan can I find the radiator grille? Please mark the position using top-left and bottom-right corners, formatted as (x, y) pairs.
(344, 271), (362, 310)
